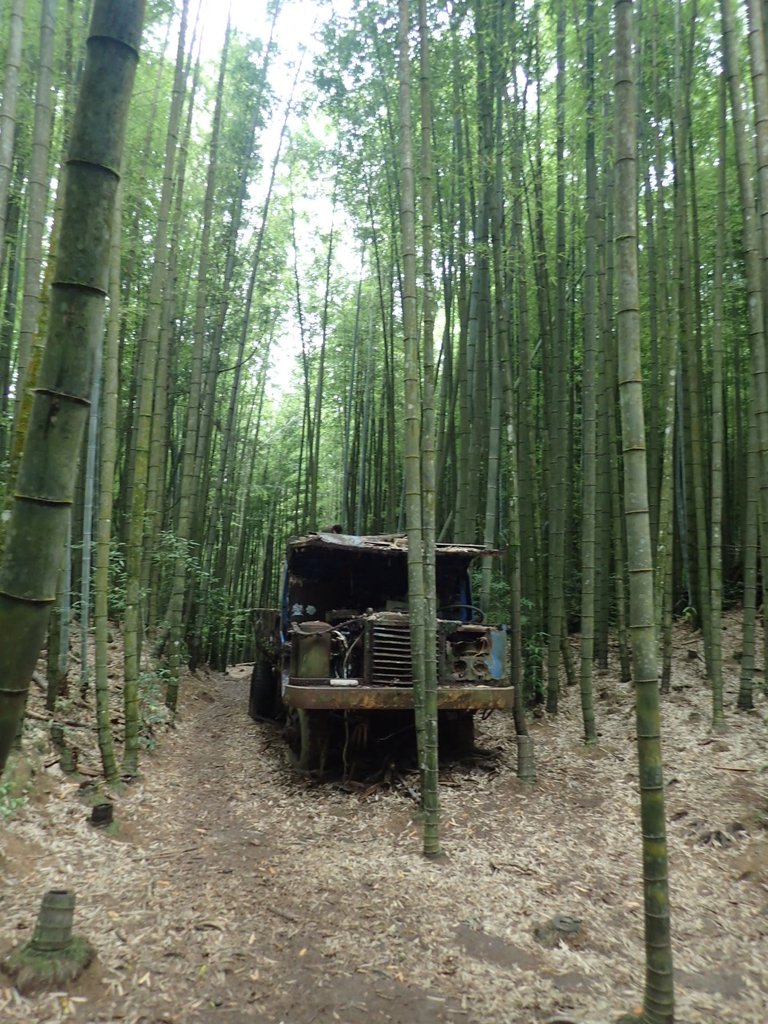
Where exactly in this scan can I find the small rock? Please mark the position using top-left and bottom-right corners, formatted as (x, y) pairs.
(533, 914), (583, 949)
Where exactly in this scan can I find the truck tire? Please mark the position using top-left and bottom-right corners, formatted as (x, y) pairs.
(439, 710), (475, 757)
(249, 657), (278, 720)
(286, 708), (328, 772)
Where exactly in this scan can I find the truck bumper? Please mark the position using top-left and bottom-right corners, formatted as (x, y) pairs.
(283, 680), (515, 711)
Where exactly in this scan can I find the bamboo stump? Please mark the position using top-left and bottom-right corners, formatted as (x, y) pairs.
(4, 890), (93, 992)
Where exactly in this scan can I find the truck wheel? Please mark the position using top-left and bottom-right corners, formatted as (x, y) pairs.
(286, 708), (327, 771)
(249, 657), (277, 720)
(439, 711), (475, 757)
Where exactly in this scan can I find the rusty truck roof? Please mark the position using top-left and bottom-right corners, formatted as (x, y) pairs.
(286, 532), (499, 558)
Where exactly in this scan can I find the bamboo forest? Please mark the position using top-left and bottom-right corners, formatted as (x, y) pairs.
(0, 1), (766, 1023)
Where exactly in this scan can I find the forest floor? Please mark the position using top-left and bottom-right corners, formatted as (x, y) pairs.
(0, 613), (767, 1024)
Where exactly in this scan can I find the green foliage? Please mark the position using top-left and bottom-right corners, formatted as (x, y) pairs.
(0, 749), (32, 817)
(0, 0), (760, 743)
(469, 565), (509, 624)
(108, 543), (128, 619)
(137, 669), (172, 752)
(153, 529), (203, 611)
(521, 598), (547, 704)
(0, 778), (27, 820)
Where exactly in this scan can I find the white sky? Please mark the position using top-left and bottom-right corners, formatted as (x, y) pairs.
(196, 0), (360, 394)
(198, 0), (337, 74)
(198, 0), (355, 240)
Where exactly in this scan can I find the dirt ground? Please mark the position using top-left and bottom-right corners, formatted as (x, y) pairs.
(1, 616), (767, 1024)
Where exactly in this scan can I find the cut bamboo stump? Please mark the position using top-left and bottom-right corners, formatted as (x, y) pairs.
(4, 889), (94, 992)
(90, 802), (114, 827)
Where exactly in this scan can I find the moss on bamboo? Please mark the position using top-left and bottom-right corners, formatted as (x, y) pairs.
(4, 936), (94, 993)
(4, 889), (94, 993)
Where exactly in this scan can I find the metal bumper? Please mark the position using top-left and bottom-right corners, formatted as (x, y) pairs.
(283, 679), (515, 711)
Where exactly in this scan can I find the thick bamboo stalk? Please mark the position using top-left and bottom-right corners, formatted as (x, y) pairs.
(722, 0), (768, 719)
(122, 0), (188, 774)
(0, 0), (24, 285)
(614, 1), (674, 1018)
(398, 0), (436, 855)
(418, 0), (440, 857)
(579, 0), (598, 746)
(14, 0), (57, 406)
(0, 0), (144, 775)
(709, 75), (727, 733)
(93, 191), (122, 784)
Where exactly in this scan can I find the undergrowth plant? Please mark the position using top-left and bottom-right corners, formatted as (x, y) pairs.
(0, 779), (27, 820)
(138, 670), (172, 751)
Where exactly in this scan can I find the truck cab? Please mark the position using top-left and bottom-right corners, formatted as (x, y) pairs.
(249, 532), (514, 769)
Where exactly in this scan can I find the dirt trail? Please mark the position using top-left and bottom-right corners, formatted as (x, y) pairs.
(2, 669), (474, 1024)
(2, 637), (768, 1024)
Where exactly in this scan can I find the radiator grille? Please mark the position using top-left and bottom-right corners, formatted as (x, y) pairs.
(368, 617), (441, 686)
(371, 620), (413, 685)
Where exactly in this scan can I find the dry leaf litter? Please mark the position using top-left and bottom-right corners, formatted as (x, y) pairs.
(0, 611), (766, 1024)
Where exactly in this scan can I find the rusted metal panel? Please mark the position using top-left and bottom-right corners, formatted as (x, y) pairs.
(284, 682), (515, 711)
(288, 531), (499, 559)
(292, 621), (332, 678)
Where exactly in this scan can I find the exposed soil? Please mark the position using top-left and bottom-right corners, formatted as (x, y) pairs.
(1, 615), (767, 1024)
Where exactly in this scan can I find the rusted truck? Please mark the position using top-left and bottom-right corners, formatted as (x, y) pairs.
(249, 531), (514, 769)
